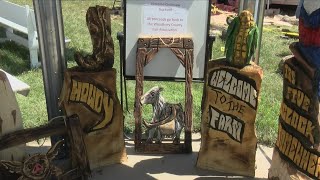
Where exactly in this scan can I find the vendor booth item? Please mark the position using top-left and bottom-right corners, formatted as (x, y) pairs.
(269, 2), (320, 179)
(59, 6), (126, 169)
(197, 10), (262, 177)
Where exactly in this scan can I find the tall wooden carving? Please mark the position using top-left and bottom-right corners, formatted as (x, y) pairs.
(59, 6), (127, 168)
(269, 2), (320, 179)
(197, 11), (262, 177)
(134, 37), (194, 153)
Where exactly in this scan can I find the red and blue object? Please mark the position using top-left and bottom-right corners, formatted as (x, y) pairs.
(297, 4), (320, 67)
(296, 3), (320, 97)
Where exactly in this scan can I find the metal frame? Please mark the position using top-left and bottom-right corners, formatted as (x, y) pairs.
(32, 0), (67, 147)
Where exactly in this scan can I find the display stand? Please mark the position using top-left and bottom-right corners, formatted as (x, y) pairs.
(134, 37), (193, 153)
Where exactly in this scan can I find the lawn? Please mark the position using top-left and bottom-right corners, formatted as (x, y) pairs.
(1, 0), (297, 146)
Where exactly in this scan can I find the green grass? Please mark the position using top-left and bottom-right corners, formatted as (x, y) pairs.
(1, 0), (299, 146)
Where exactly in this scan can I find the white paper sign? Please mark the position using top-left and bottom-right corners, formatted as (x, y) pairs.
(142, 1), (188, 35)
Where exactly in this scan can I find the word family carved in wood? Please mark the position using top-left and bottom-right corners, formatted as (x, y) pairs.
(269, 43), (320, 180)
(197, 59), (263, 177)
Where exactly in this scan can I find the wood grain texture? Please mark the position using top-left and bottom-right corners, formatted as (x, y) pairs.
(269, 43), (320, 180)
(197, 59), (263, 177)
(65, 115), (91, 177)
(60, 69), (127, 169)
(134, 37), (194, 153)
(0, 118), (66, 151)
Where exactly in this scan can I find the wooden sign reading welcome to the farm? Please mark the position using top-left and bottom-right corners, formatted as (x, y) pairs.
(197, 59), (263, 177)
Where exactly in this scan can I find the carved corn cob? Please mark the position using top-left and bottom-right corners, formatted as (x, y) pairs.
(225, 10), (259, 67)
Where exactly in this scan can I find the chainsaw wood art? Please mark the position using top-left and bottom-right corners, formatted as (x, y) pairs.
(59, 5), (127, 168)
(141, 86), (185, 145)
(134, 37), (194, 153)
(0, 140), (64, 180)
(74, 6), (114, 71)
(197, 10), (263, 177)
(0, 115), (91, 180)
(269, 1), (320, 179)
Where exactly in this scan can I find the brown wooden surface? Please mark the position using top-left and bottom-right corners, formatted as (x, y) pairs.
(137, 37), (193, 49)
(269, 43), (320, 180)
(60, 69), (127, 169)
(65, 115), (91, 177)
(0, 119), (66, 151)
(134, 37), (194, 153)
(197, 59), (263, 177)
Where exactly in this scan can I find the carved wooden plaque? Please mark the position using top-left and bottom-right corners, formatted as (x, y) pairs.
(59, 68), (127, 169)
(197, 59), (263, 177)
(134, 37), (194, 153)
(0, 71), (25, 161)
(269, 43), (320, 180)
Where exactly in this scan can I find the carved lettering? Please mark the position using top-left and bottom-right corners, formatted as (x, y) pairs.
(209, 106), (244, 142)
(276, 124), (320, 179)
(69, 78), (114, 131)
(209, 69), (258, 108)
(284, 64), (296, 85)
(279, 102), (315, 144)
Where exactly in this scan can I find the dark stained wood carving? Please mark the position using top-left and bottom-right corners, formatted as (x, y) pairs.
(269, 43), (320, 180)
(74, 6), (114, 71)
(0, 115), (90, 179)
(0, 140), (64, 180)
(0, 119), (66, 151)
(134, 37), (194, 153)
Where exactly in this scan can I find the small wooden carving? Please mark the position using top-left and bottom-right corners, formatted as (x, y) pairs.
(225, 10), (259, 67)
(75, 6), (114, 71)
(0, 140), (64, 180)
(141, 86), (185, 144)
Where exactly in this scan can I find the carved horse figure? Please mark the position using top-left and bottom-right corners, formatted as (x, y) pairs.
(140, 86), (185, 144)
